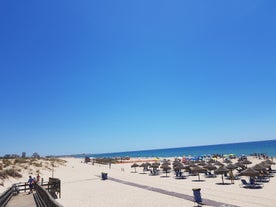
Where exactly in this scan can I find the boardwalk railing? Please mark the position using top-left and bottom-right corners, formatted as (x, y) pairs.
(0, 184), (19, 207)
(34, 184), (63, 207)
(0, 178), (63, 207)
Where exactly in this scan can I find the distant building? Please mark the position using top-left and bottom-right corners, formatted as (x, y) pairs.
(4, 154), (19, 158)
(22, 152), (26, 158)
(4, 154), (11, 158)
(32, 152), (40, 158)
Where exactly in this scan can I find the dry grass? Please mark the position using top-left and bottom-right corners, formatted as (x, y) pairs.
(14, 158), (29, 165)
(32, 162), (43, 168)
(45, 158), (67, 165)
(2, 159), (12, 168)
(0, 168), (22, 180)
(0, 157), (67, 182)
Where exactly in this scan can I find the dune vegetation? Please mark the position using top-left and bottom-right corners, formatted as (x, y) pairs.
(0, 157), (67, 186)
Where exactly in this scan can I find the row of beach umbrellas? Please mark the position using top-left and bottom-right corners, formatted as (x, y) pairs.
(131, 159), (275, 184)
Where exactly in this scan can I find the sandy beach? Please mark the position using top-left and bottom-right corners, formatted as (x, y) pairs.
(1, 156), (276, 207)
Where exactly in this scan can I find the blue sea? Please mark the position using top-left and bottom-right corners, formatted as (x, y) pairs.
(75, 140), (276, 158)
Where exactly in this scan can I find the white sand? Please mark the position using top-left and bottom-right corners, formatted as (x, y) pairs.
(1, 156), (276, 207)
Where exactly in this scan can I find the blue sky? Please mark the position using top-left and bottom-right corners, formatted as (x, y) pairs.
(1, 0), (276, 156)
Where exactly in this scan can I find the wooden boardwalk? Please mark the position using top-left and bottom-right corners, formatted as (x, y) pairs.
(6, 193), (36, 207)
(108, 177), (240, 207)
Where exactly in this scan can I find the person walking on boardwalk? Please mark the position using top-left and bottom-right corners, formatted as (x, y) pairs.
(27, 176), (34, 193)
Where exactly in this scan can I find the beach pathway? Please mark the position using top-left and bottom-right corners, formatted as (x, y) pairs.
(6, 193), (36, 207)
(107, 176), (240, 207)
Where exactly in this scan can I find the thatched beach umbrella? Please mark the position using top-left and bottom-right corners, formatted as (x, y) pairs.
(235, 162), (246, 172)
(223, 159), (232, 164)
(260, 161), (271, 169)
(207, 159), (216, 164)
(173, 163), (184, 171)
(172, 161), (180, 165)
(264, 160), (275, 165)
(149, 162), (160, 175)
(239, 167), (259, 177)
(140, 163), (150, 172)
(183, 164), (192, 173)
(252, 164), (266, 172)
(162, 159), (171, 165)
(131, 163), (139, 173)
(214, 161), (224, 167)
(204, 163), (217, 171)
(161, 164), (171, 177)
(226, 163), (237, 170)
(241, 159), (252, 166)
(187, 161), (197, 167)
(151, 162), (160, 168)
(191, 165), (207, 181)
(214, 165), (229, 184)
(203, 163), (217, 178)
(235, 162), (245, 168)
(197, 160), (206, 166)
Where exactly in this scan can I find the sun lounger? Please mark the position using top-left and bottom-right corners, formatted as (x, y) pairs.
(149, 169), (160, 176)
(226, 175), (240, 180)
(255, 176), (270, 183)
(239, 179), (263, 189)
(205, 172), (217, 178)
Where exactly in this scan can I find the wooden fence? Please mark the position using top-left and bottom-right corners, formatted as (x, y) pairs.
(0, 178), (63, 207)
(34, 183), (63, 207)
(0, 184), (18, 207)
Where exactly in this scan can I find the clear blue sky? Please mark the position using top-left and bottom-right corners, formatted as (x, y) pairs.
(1, 0), (276, 156)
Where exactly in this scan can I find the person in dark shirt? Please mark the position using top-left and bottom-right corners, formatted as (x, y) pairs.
(27, 176), (34, 193)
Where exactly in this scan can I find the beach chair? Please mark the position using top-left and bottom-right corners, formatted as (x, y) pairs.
(149, 169), (160, 176)
(205, 172), (217, 178)
(239, 179), (263, 189)
(255, 176), (270, 183)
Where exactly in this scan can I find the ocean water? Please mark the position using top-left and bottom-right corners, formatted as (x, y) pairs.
(76, 140), (276, 158)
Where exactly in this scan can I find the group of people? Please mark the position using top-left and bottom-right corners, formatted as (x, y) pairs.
(27, 174), (41, 193)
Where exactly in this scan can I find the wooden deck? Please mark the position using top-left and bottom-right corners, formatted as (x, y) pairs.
(6, 192), (36, 207)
